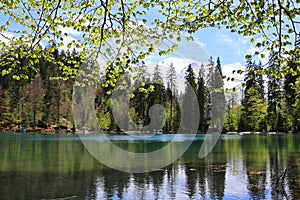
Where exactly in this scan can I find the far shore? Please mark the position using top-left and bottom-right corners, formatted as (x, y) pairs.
(0, 126), (297, 135)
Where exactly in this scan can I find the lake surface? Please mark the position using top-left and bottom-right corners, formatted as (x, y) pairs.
(0, 133), (299, 199)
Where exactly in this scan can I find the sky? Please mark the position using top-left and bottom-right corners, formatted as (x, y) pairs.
(194, 28), (250, 65)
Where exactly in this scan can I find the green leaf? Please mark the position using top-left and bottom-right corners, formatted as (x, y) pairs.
(256, 42), (262, 47)
(245, 55), (252, 60)
(148, 85), (155, 92)
(1, 70), (9, 76)
(237, 69), (244, 74)
(12, 75), (20, 80)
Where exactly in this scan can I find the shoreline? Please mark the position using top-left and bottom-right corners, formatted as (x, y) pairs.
(0, 127), (297, 135)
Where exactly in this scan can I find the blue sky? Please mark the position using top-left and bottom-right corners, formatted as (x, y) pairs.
(194, 28), (251, 66)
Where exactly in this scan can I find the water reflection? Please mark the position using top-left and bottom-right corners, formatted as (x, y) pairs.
(0, 134), (299, 199)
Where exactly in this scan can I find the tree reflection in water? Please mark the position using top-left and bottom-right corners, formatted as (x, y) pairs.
(0, 134), (299, 199)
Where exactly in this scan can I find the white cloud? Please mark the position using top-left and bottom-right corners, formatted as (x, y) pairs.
(158, 57), (203, 77)
(144, 36), (209, 65)
(214, 33), (247, 52)
(247, 46), (259, 55)
(222, 62), (246, 102)
(222, 62), (245, 89)
(195, 41), (206, 49)
(61, 35), (82, 52)
(246, 46), (270, 65)
(215, 33), (240, 48)
(218, 34), (234, 43)
(60, 26), (81, 37)
(0, 32), (47, 50)
(0, 32), (14, 44)
(222, 62), (245, 81)
(238, 37), (248, 44)
(234, 49), (244, 57)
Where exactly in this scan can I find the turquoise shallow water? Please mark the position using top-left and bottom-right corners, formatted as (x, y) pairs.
(0, 133), (299, 199)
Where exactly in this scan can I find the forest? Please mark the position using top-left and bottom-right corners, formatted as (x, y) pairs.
(0, 44), (299, 134)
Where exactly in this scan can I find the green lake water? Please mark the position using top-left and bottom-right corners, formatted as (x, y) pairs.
(0, 133), (299, 199)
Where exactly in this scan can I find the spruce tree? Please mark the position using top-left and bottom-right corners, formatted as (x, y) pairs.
(182, 64), (197, 132)
(197, 64), (208, 132)
(239, 59), (267, 132)
(212, 57), (225, 130)
(224, 92), (240, 132)
(256, 61), (265, 100)
(267, 53), (282, 131)
(284, 55), (300, 132)
(152, 63), (163, 85)
(166, 63), (177, 132)
(292, 77), (300, 133)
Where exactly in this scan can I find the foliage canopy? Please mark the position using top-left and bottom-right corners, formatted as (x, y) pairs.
(0, 0), (299, 80)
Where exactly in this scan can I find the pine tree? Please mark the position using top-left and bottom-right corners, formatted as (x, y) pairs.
(224, 92), (241, 132)
(149, 65), (167, 132)
(284, 55), (300, 132)
(152, 63), (163, 85)
(182, 64), (197, 132)
(293, 78), (300, 132)
(166, 63), (177, 132)
(239, 59), (267, 132)
(130, 64), (151, 130)
(267, 53), (282, 131)
(39, 44), (60, 126)
(243, 59), (256, 103)
(216, 57), (222, 76)
(185, 64), (197, 90)
(206, 56), (214, 127)
(243, 88), (268, 131)
(0, 85), (9, 128)
(207, 57), (225, 130)
(256, 61), (265, 100)
(197, 64), (208, 132)
(212, 57), (225, 130)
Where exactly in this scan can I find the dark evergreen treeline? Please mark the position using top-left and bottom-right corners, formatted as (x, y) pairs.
(0, 44), (299, 133)
(94, 58), (222, 133)
(224, 53), (300, 133)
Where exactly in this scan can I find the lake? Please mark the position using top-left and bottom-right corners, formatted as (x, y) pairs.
(0, 133), (299, 199)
